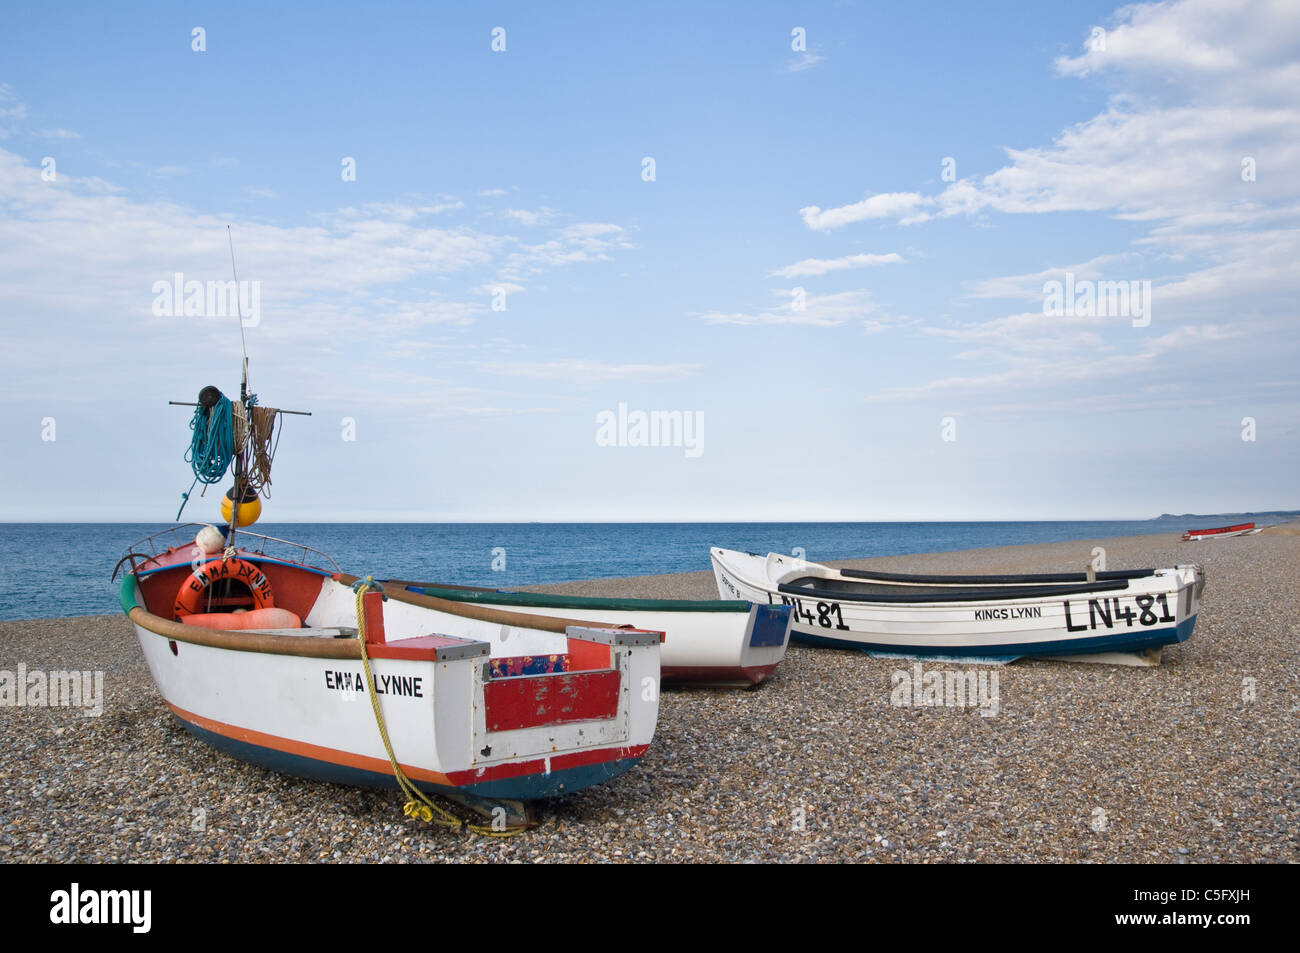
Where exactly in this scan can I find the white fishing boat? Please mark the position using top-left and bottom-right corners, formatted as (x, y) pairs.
(710, 548), (1205, 666)
(119, 524), (662, 827)
(389, 582), (792, 686)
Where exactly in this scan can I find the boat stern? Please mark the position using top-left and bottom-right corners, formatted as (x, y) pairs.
(460, 624), (663, 800)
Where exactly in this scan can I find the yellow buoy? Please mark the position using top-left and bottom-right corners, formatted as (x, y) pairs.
(221, 487), (262, 527)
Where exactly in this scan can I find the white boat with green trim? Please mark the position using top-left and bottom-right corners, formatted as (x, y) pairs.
(390, 582), (792, 685)
(710, 548), (1205, 666)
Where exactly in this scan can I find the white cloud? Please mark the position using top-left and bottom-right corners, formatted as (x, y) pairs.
(500, 223), (632, 278)
(502, 207), (556, 226)
(805, 6), (1300, 235)
(833, 0), (1300, 417)
(332, 199), (464, 222)
(470, 281), (526, 296)
(0, 148), (630, 357)
(771, 252), (905, 278)
(800, 192), (928, 230)
(698, 289), (883, 327)
(1055, 0), (1300, 104)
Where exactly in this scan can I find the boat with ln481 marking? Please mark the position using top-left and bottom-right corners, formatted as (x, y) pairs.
(710, 548), (1204, 665)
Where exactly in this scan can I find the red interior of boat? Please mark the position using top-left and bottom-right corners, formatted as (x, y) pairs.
(136, 551), (325, 624)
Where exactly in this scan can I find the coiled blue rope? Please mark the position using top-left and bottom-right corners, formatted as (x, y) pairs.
(185, 395), (234, 485)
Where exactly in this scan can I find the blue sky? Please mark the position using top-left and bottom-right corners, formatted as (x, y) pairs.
(1, 0), (1296, 520)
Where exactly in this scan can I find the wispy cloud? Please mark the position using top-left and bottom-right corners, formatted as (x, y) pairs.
(800, 192), (928, 230)
(463, 358), (701, 382)
(785, 51), (826, 73)
(0, 84), (27, 138)
(0, 148), (630, 353)
(963, 254), (1135, 300)
(698, 289), (885, 327)
(867, 324), (1243, 408)
(500, 223), (632, 278)
(770, 252), (905, 278)
(501, 206), (556, 226)
(376, 295), (488, 327)
(469, 280), (526, 296)
(332, 199), (464, 221)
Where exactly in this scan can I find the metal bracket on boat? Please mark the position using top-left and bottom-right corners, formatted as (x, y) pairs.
(420, 639), (489, 662)
(565, 625), (663, 647)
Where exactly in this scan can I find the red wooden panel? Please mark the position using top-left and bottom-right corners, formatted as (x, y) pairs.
(484, 670), (621, 731)
(565, 637), (612, 672)
(361, 589), (386, 643)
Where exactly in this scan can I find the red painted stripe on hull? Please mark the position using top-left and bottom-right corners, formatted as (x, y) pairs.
(164, 701), (648, 787)
(661, 663), (778, 685)
(1183, 522), (1254, 538)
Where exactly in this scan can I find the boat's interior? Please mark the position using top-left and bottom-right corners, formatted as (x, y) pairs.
(779, 575), (1134, 603)
(135, 555), (327, 629)
(836, 567), (1158, 585)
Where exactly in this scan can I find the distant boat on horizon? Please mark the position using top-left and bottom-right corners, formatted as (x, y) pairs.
(1181, 522), (1262, 541)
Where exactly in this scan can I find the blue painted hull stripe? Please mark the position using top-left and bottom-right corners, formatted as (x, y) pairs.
(178, 718), (642, 801)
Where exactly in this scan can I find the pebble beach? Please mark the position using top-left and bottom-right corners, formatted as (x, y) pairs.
(2, 526), (1297, 864)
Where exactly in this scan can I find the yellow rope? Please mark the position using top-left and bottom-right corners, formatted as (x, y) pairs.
(353, 582), (526, 837)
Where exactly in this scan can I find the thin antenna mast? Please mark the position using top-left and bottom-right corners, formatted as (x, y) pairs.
(226, 225), (249, 548)
(227, 224), (249, 398)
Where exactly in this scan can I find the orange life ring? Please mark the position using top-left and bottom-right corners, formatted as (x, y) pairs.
(173, 558), (275, 619)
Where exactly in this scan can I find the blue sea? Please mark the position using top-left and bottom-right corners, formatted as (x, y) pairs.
(1, 515), (1290, 622)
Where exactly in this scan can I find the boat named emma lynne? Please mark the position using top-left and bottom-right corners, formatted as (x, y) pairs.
(118, 375), (663, 827)
(391, 582), (792, 685)
(711, 548), (1205, 666)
